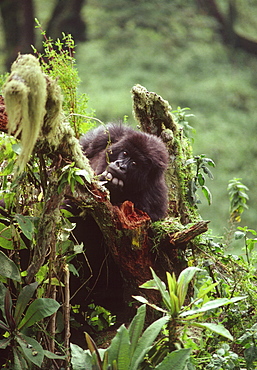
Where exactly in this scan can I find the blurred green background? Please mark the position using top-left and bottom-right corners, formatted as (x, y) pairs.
(1, 0), (257, 238)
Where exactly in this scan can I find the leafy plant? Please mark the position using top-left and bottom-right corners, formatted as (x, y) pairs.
(134, 267), (245, 354)
(228, 178), (249, 223)
(234, 226), (257, 265)
(0, 254), (63, 369)
(186, 154), (215, 206)
(86, 303), (116, 331)
(206, 343), (240, 370)
(172, 106), (195, 141)
(237, 322), (257, 369)
(71, 304), (191, 370)
(32, 19), (94, 137)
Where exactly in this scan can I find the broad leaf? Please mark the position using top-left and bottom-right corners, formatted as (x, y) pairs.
(70, 343), (93, 370)
(202, 185), (212, 205)
(130, 316), (169, 370)
(14, 282), (38, 325)
(18, 298), (60, 330)
(155, 348), (191, 370)
(17, 334), (44, 367)
(14, 214), (34, 240)
(192, 322), (233, 340)
(177, 267), (201, 307)
(107, 324), (131, 370)
(180, 296), (246, 317)
(128, 304), (146, 355)
(0, 250), (21, 281)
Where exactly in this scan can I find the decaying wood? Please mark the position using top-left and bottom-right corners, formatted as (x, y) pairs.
(169, 220), (210, 247)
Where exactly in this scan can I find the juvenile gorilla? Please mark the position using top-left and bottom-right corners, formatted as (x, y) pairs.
(80, 124), (169, 221)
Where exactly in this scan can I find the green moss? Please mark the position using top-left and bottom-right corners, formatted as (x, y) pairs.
(3, 54), (47, 173)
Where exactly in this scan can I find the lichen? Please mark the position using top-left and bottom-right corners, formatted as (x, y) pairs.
(3, 54), (47, 173)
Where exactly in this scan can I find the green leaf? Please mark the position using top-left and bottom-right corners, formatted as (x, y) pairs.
(202, 165), (214, 179)
(201, 185), (212, 205)
(192, 322), (233, 340)
(14, 282), (38, 325)
(16, 334), (44, 367)
(70, 343), (93, 370)
(166, 271), (177, 294)
(149, 268), (171, 310)
(140, 278), (160, 290)
(75, 169), (92, 184)
(44, 350), (66, 360)
(0, 337), (11, 349)
(128, 304), (146, 356)
(180, 296), (246, 317)
(198, 173), (205, 186)
(0, 250), (21, 281)
(132, 296), (167, 313)
(177, 267), (201, 307)
(0, 282), (7, 316)
(14, 214), (34, 240)
(129, 315), (169, 370)
(0, 222), (18, 250)
(13, 347), (27, 370)
(18, 298), (60, 330)
(234, 231), (245, 240)
(0, 319), (10, 331)
(203, 158), (215, 167)
(107, 324), (131, 370)
(155, 348), (191, 370)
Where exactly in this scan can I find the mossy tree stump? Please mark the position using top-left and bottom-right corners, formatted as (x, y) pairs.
(0, 55), (209, 319)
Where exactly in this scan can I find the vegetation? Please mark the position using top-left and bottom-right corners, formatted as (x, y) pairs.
(0, 1), (257, 369)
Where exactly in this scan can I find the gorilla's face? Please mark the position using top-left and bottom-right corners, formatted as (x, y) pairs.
(100, 145), (152, 194)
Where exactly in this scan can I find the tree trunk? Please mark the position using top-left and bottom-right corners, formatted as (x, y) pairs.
(196, 0), (257, 55)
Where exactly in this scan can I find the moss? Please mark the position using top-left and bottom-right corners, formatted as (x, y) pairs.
(3, 54), (47, 173)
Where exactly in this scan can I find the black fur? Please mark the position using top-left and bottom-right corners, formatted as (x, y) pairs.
(80, 124), (169, 221)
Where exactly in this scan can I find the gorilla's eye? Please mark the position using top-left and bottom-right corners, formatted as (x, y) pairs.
(123, 151), (128, 156)
(132, 161), (137, 166)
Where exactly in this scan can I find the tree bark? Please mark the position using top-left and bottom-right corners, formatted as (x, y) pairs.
(197, 0), (257, 55)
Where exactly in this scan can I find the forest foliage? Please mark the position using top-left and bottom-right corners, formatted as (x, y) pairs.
(0, 1), (257, 369)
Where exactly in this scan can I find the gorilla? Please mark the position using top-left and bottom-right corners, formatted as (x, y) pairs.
(80, 124), (169, 221)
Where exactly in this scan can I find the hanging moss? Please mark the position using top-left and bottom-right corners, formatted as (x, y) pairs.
(3, 54), (47, 173)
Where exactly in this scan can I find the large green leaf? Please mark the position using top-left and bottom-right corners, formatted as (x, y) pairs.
(14, 214), (34, 240)
(17, 334), (44, 368)
(14, 282), (38, 325)
(18, 298), (60, 330)
(177, 267), (201, 307)
(155, 348), (191, 370)
(130, 315), (169, 370)
(0, 250), (21, 281)
(180, 296), (246, 317)
(128, 304), (146, 356)
(107, 324), (131, 370)
(192, 322), (233, 341)
(70, 343), (93, 370)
